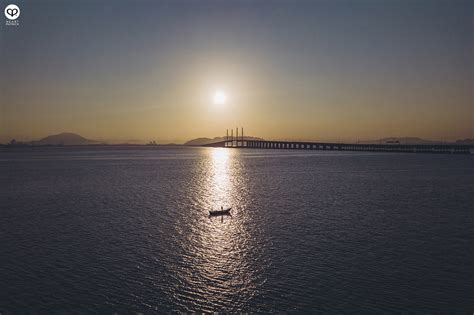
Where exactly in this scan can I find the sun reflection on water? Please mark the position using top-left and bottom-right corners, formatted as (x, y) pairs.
(170, 148), (265, 312)
(208, 148), (232, 208)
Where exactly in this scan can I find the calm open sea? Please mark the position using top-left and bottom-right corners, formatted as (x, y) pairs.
(1, 146), (473, 313)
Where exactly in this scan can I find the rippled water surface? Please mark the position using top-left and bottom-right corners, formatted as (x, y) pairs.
(1, 146), (473, 312)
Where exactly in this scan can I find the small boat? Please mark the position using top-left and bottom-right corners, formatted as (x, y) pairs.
(209, 207), (232, 216)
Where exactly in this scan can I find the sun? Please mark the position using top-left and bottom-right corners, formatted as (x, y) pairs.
(212, 90), (227, 105)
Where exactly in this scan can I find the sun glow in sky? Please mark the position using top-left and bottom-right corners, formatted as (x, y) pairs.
(212, 90), (227, 106)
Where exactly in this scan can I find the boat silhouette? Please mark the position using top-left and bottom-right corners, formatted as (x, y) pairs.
(209, 207), (231, 216)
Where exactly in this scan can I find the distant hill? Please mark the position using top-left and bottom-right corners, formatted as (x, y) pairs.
(361, 137), (441, 145)
(184, 137), (222, 146)
(35, 132), (100, 145)
(3, 133), (472, 146)
(184, 136), (263, 146)
(160, 143), (181, 146)
(455, 138), (474, 145)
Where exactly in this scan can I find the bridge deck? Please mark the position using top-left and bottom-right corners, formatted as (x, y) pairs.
(202, 140), (473, 154)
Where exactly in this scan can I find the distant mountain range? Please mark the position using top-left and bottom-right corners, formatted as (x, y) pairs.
(455, 138), (474, 145)
(363, 137), (473, 145)
(1, 133), (472, 146)
(34, 132), (101, 145)
(361, 137), (440, 145)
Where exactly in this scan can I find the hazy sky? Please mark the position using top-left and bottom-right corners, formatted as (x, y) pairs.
(1, 0), (472, 143)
